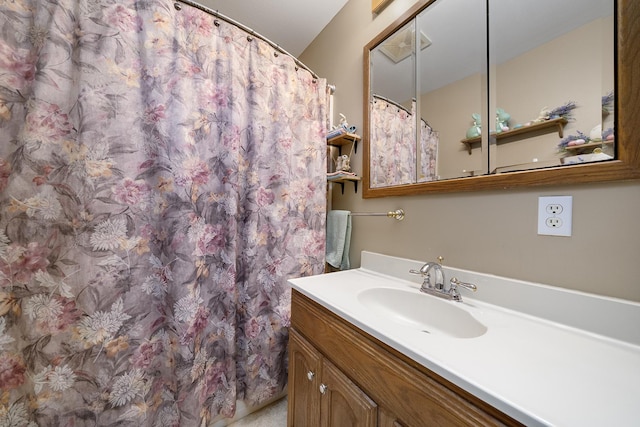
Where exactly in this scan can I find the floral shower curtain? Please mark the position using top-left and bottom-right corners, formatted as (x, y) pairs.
(0, 0), (326, 425)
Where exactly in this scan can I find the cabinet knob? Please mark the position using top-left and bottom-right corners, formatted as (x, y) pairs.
(307, 371), (315, 381)
(319, 383), (328, 394)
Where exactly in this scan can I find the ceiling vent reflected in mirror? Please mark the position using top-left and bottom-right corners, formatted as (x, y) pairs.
(379, 28), (431, 63)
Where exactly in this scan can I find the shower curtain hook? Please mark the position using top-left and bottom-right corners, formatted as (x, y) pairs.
(174, 2), (182, 10)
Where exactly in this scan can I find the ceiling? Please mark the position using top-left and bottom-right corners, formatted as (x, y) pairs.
(193, 0), (350, 57)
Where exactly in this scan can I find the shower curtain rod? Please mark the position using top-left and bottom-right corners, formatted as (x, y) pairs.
(350, 209), (405, 221)
(372, 93), (433, 130)
(175, 0), (320, 80)
(372, 93), (413, 114)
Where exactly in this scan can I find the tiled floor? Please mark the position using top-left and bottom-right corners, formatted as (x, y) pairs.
(227, 397), (287, 427)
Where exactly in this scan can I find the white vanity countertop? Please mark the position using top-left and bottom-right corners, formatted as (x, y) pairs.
(289, 252), (640, 427)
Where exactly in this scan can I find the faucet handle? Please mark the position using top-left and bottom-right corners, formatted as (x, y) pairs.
(449, 277), (477, 301)
(450, 277), (477, 291)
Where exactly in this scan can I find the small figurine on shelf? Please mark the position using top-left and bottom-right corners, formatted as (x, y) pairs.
(335, 154), (351, 172)
(466, 113), (482, 139)
(338, 113), (348, 128)
(589, 124), (603, 142)
(495, 108), (510, 133)
(532, 107), (551, 124)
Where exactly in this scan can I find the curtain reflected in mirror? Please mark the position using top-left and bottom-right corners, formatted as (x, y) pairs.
(370, 95), (416, 187)
(418, 115), (438, 182)
(369, 96), (438, 187)
(369, 20), (417, 188)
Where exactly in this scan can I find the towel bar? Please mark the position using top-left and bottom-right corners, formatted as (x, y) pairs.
(350, 209), (404, 221)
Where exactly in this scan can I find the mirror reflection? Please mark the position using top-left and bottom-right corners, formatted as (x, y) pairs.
(370, 20), (417, 187)
(490, 0), (614, 173)
(367, 0), (615, 188)
(417, 0), (487, 180)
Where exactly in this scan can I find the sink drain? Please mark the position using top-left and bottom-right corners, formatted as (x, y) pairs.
(421, 330), (431, 334)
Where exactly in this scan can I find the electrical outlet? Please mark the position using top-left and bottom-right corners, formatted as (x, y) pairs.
(546, 204), (563, 215)
(545, 217), (563, 228)
(538, 196), (572, 237)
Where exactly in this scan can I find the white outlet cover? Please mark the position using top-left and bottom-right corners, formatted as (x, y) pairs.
(538, 196), (572, 237)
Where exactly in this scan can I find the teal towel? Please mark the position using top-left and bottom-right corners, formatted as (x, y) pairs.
(326, 210), (351, 270)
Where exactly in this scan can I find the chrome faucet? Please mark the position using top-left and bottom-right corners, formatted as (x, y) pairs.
(409, 257), (477, 302)
(412, 261), (445, 292)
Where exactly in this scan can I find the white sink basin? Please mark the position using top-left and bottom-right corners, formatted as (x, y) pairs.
(357, 287), (487, 338)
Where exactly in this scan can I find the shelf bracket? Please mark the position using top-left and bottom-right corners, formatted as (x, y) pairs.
(337, 181), (358, 194)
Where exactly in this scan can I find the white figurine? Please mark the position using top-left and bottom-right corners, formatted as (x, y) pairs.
(331, 113), (349, 131)
(534, 107), (551, 123)
(334, 154), (351, 172)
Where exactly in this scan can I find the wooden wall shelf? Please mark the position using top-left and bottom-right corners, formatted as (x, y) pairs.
(460, 117), (568, 154)
(327, 175), (362, 194)
(327, 133), (362, 194)
(564, 139), (614, 153)
(327, 133), (360, 154)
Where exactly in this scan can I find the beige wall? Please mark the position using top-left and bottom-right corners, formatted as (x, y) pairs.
(300, 0), (640, 302)
(421, 73), (483, 179)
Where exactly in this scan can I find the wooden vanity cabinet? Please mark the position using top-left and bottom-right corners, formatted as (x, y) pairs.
(287, 289), (524, 427)
(288, 328), (377, 426)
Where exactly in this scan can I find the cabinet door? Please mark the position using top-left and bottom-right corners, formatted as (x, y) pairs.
(320, 358), (377, 427)
(288, 329), (322, 427)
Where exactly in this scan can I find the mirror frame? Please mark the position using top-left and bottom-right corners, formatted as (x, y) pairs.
(363, 0), (640, 197)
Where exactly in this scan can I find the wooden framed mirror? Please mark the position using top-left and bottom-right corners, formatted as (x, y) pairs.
(363, 0), (640, 197)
